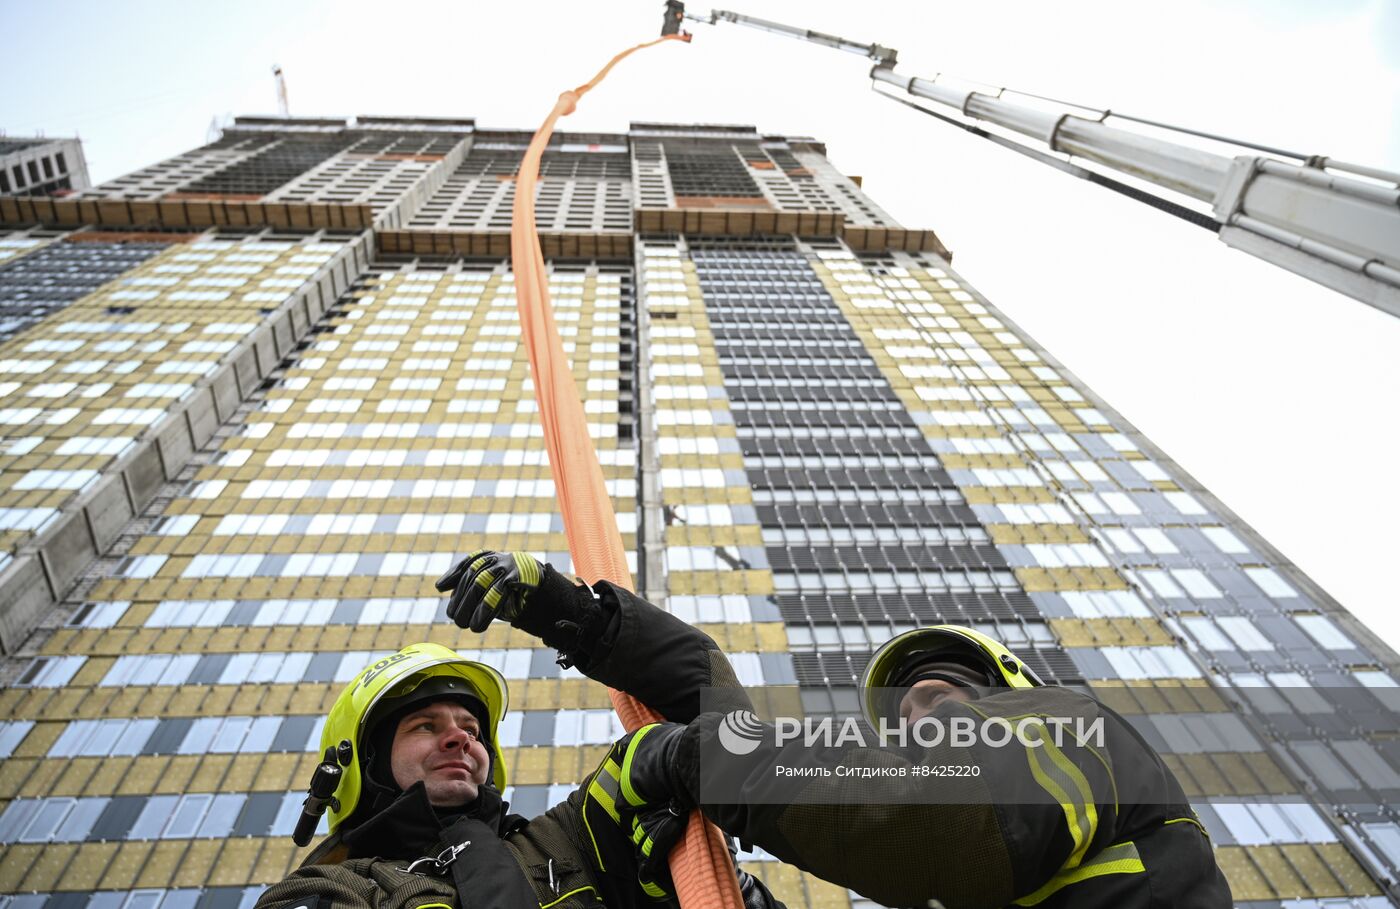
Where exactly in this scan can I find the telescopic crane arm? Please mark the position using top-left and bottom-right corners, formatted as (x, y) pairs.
(671, 5), (1400, 320)
(705, 9), (896, 66)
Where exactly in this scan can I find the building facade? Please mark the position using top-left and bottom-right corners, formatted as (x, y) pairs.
(0, 116), (1396, 909)
(0, 139), (89, 199)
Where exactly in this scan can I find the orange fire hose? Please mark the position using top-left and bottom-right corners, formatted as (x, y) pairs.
(510, 33), (746, 909)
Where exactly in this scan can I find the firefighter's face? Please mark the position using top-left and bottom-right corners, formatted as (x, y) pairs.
(390, 701), (490, 806)
(899, 679), (976, 725)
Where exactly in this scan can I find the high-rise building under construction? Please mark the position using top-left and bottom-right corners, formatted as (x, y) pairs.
(0, 116), (1396, 909)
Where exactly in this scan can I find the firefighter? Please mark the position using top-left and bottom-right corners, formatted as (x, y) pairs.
(557, 624), (1234, 908)
(254, 637), (782, 907)
(430, 550), (780, 899)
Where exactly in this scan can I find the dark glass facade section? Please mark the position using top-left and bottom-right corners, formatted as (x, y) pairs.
(449, 149), (627, 180)
(774, 590), (1044, 626)
(664, 146), (762, 198)
(765, 146), (809, 177)
(539, 152), (631, 180)
(614, 266), (638, 442)
(554, 262), (636, 441)
(691, 244), (1081, 690)
(793, 647), (1081, 690)
(453, 148), (525, 177)
(350, 132), (462, 156)
(196, 134), (280, 153)
(180, 135), (357, 196)
(0, 240), (168, 341)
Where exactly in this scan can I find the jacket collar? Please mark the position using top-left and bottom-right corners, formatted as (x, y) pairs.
(340, 782), (527, 860)
(342, 782), (441, 859)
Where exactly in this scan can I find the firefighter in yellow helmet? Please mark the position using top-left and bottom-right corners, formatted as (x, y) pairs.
(253, 641), (785, 909)
(859, 624), (1045, 725)
(579, 625), (1232, 909)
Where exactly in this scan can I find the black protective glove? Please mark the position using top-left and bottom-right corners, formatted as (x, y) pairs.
(436, 550), (545, 632)
(735, 845), (787, 909)
(630, 802), (689, 899)
(584, 723), (693, 898)
(634, 819), (784, 906)
(737, 869), (785, 909)
(435, 551), (608, 657)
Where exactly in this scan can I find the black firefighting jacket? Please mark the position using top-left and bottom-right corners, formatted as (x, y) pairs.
(670, 685), (1233, 908)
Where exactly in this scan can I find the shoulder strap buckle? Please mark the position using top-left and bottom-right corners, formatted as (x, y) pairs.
(402, 839), (471, 876)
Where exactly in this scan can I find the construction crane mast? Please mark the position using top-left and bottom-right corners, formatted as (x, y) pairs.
(669, 5), (1400, 320)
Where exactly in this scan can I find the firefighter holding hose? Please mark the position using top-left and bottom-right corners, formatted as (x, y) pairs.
(447, 552), (1231, 908)
(256, 552), (783, 909)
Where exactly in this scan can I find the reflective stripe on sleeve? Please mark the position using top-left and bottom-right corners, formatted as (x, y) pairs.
(1021, 720), (1098, 869)
(619, 724), (658, 808)
(587, 758), (623, 823)
(1012, 840), (1145, 906)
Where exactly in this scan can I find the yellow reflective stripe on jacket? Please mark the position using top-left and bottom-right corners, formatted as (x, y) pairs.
(1012, 840), (1145, 906)
(1021, 721), (1098, 869)
(582, 758), (623, 870)
(539, 885), (599, 909)
(966, 703), (1119, 816)
(587, 758), (623, 822)
(619, 724), (658, 808)
(1164, 814), (1211, 840)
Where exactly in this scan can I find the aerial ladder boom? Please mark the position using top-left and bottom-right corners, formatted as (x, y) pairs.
(674, 6), (1400, 320)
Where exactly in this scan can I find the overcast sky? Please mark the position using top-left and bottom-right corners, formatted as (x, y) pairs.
(3, 0), (1398, 654)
